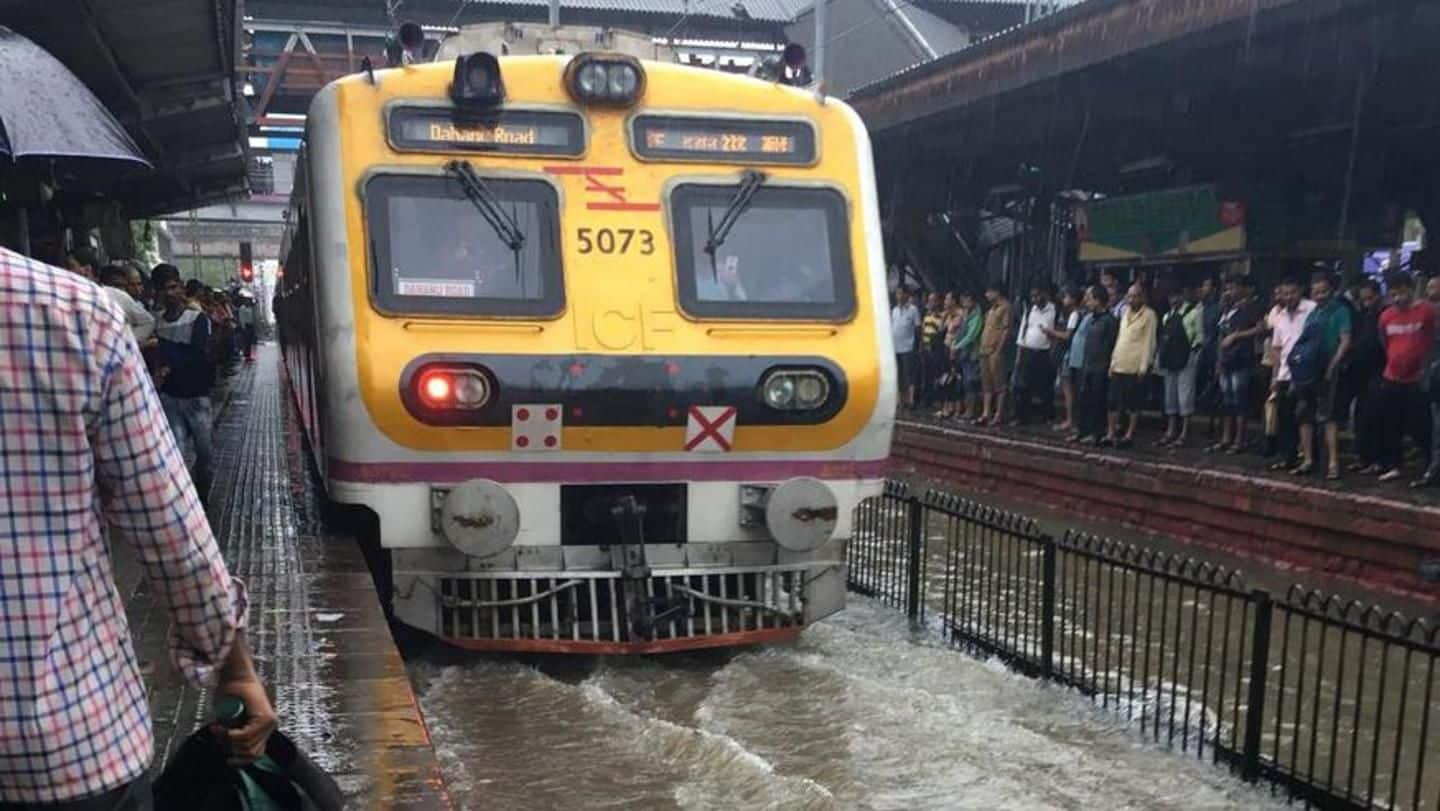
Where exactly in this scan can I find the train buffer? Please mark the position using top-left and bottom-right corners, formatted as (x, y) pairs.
(116, 347), (455, 810)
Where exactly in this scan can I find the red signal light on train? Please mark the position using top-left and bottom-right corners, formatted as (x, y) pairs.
(416, 366), (491, 411)
(238, 240), (255, 283)
(420, 371), (453, 406)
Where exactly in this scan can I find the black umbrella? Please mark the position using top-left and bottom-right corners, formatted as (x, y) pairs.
(0, 25), (150, 170)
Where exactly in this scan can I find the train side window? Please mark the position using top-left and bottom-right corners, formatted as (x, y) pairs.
(670, 183), (856, 321)
(364, 173), (564, 317)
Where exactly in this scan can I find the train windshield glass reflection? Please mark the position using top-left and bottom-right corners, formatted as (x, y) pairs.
(632, 116), (815, 164)
(671, 184), (855, 320)
(365, 174), (564, 317)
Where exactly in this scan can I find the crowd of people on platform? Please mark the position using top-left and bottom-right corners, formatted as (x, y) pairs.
(891, 266), (1440, 489)
(62, 244), (260, 503)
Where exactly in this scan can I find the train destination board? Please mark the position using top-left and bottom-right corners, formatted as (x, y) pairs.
(388, 107), (585, 156)
(631, 115), (816, 165)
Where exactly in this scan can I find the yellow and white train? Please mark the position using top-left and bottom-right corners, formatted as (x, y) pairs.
(276, 37), (893, 653)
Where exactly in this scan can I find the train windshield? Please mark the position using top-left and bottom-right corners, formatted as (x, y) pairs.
(671, 183), (855, 320)
(365, 173), (563, 317)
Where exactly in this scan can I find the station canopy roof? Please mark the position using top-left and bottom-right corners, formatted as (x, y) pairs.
(0, 0), (248, 217)
(462, 0), (810, 22)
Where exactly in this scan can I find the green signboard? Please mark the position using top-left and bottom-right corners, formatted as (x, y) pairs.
(1079, 185), (1246, 264)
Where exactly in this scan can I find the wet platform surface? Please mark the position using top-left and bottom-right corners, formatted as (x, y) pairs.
(115, 346), (453, 809)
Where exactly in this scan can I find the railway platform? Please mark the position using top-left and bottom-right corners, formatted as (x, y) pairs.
(891, 415), (1440, 605)
(114, 346), (453, 810)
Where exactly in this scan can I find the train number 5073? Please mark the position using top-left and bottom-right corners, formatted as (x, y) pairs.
(576, 227), (655, 255)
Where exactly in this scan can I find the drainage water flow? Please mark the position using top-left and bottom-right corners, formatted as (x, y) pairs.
(408, 599), (1285, 809)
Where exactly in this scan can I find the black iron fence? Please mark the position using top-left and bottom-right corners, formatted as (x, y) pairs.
(849, 481), (1439, 810)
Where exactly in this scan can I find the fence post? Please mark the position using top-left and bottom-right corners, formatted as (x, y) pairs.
(905, 495), (924, 625)
(1241, 588), (1273, 783)
(1040, 538), (1057, 678)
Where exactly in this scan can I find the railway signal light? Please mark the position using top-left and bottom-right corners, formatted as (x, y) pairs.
(238, 241), (254, 283)
(386, 21), (425, 67)
(780, 43), (812, 86)
(755, 44), (813, 87)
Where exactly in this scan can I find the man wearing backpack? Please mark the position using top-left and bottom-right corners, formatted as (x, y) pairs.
(1291, 272), (1352, 479)
(1157, 285), (1204, 447)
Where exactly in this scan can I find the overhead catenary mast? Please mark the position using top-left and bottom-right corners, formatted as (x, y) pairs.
(813, 0), (826, 91)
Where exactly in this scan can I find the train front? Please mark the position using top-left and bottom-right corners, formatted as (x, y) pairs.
(309, 50), (894, 653)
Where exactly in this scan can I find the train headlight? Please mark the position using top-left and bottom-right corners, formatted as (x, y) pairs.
(452, 371), (490, 407)
(762, 375), (796, 409)
(565, 53), (645, 106)
(417, 366), (491, 411)
(575, 61), (606, 97)
(760, 369), (830, 411)
(607, 63), (640, 98)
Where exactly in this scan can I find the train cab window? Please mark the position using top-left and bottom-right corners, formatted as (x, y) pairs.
(364, 173), (563, 317)
(671, 183), (855, 320)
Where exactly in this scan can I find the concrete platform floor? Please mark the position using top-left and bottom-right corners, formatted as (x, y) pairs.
(115, 346), (453, 809)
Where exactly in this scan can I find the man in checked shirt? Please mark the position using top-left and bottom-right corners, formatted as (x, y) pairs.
(0, 248), (276, 809)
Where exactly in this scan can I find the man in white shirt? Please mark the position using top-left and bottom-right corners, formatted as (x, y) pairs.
(99, 263), (157, 346)
(891, 286), (922, 409)
(1012, 282), (1058, 425)
(1263, 277), (1315, 468)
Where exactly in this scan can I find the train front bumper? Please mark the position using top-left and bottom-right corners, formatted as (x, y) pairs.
(391, 551), (845, 654)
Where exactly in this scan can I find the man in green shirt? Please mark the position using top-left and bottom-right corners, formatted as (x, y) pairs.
(1294, 271), (1352, 479)
(951, 290), (984, 420)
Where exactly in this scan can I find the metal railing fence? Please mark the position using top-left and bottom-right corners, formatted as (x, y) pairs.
(849, 482), (1439, 810)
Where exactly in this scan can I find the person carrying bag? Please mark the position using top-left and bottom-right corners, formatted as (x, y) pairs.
(154, 698), (343, 811)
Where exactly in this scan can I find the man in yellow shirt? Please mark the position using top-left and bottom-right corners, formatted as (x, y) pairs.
(1105, 283), (1158, 448)
(977, 282), (1015, 425)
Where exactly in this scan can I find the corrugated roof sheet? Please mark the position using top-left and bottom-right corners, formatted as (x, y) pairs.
(464, 0), (806, 23)
(847, 0), (1092, 97)
(785, 0), (968, 98)
(900, 2), (971, 55)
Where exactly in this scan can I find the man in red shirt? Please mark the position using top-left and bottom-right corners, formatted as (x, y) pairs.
(1375, 272), (1436, 482)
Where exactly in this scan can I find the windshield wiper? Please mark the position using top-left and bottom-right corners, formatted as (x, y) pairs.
(446, 160), (526, 283)
(703, 170), (767, 278)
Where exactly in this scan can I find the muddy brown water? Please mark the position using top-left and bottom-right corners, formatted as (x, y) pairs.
(406, 598), (1288, 810)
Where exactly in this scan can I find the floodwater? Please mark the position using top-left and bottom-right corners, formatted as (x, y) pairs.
(407, 598), (1287, 810)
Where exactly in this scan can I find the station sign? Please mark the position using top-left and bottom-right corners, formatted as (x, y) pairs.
(388, 106), (585, 157)
(1078, 184), (1247, 264)
(631, 115), (816, 165)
